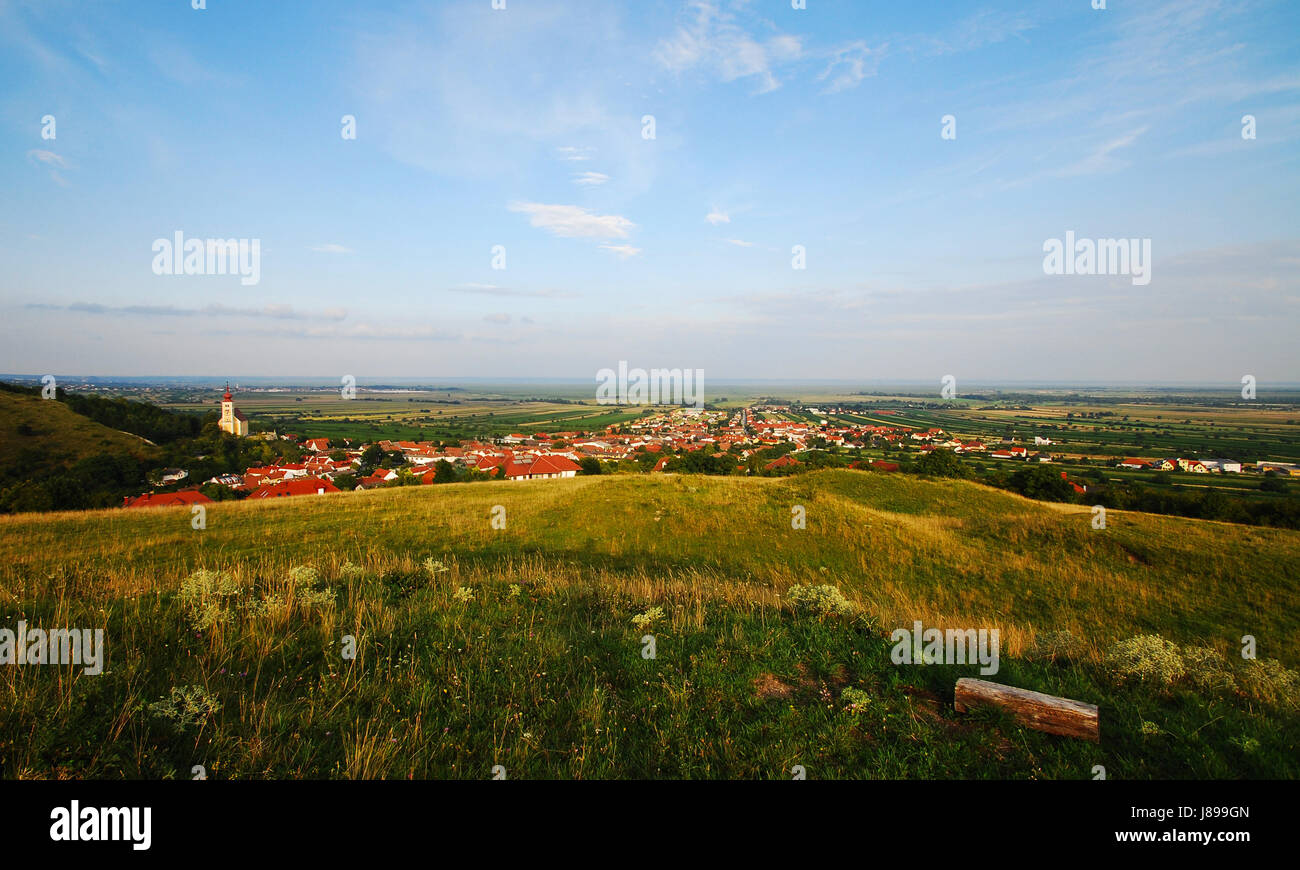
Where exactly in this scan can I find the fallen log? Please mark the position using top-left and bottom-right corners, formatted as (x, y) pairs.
(954, 678), (1099, 742)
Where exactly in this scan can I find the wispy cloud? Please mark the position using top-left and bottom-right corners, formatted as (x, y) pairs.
(28, 302), (349, 321)
(308, 243), (353, 254)
(818, 41), (885, 93)
(723, 238), (754, 248)
(705, 208), (730, 225)
(27, 148), (69, 185)
(1058, 126), (1149, 177)
(572, 171), (610, 186)
(448, 284), (578, 299)
(655, 0), (802, 94)
(556, 145), (595, 162)
(924, 9), (1038, 55)
(599, 244), (642, 258)
(27, 149), (66, 168)
(509, 202), (634, 239)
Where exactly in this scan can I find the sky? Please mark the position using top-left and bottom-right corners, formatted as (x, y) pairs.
(1, 0), (1298, 384)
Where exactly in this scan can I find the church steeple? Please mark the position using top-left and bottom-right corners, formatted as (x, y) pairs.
(218, 381), (248, 436)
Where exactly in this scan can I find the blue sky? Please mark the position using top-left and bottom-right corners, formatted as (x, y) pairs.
(1, 0), (1297, 383)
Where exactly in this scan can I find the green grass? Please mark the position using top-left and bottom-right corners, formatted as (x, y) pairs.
(0, 390), (158, 468)
(1, 470), (1296, 779)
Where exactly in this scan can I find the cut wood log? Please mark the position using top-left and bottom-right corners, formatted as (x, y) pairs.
(954, 678), (1099, 742)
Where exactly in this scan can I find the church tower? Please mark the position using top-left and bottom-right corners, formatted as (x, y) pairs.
(218, 382), (249, 436)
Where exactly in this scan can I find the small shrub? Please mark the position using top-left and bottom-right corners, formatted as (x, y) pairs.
(297, 587), (335, 608)
(1237, 658), (1300, 707)
(177, 569), (241, 631)
(147, 685), (222, 730)
(840, 686), (874, 714)
(1105, 635), (1185, 688)
(339, 562), (366, 581)
(179, 569), (240, 604)
(423, 558), (450, 576)
(631, 606), (665, 632)
(787, 584), (856, 618)
(288, 565), (321, 588)
(244, 594), (286, 618)
(1182, 646), (1236, 693)
(452, 586), (475, 603)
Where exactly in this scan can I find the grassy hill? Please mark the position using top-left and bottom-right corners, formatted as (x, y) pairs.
(0, 389), (161, 514)
(1, 470), (1296, 779)
(0, 389), (158, 468)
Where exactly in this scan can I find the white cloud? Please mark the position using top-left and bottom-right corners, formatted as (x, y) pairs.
(29, 301), (348, 321)
(1058, 126), (1150, 177)
(819, 41), (885, 93)
(572, 171), (610, 186)
(655, 0), (803, 94)
(556, 145), (595, 162)
(27, 149), (66, 168)
(509, 202), (634, 239)
(723, 238), (754, 247)
(599, 244), (642, 258)
(705, 209), (730, 225)
(484, 312), (512, 324)
(309, 244), (354, 254)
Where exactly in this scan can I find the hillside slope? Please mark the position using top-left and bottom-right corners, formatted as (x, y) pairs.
(2, 470), (1295, 657)
(1, 470), (1296, 779)
(0, 389), (158, 467)
(0, 389), (161, 513)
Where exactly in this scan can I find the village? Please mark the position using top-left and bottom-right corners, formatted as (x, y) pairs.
(121, 389), (1296, 509)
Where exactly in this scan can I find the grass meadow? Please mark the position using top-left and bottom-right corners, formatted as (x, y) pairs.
(1, 470), (1296, 779)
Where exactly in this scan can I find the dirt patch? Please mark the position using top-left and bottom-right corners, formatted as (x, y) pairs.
(753, 673), (794, 701)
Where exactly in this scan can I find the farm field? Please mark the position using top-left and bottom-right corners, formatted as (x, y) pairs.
(157, 388), (648, 443)
(2, 470), (1296, 779)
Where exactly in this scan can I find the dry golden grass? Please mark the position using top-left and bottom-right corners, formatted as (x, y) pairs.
(1, 470), (1296, 665)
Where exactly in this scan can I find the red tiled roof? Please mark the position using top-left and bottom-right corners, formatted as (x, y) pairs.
(124, 491), (213, 509)
(247, 478), (340, 499)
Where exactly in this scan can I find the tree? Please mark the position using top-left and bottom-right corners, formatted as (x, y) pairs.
(1260, 475), (1288, 494)
(914, 449), (969, 478)
(1008, 465), (1075, 501)
(360, 445), (384, 468)
(578, 457), (602, 475)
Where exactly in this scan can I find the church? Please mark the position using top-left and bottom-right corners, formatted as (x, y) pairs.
(219, 383), (249, 436)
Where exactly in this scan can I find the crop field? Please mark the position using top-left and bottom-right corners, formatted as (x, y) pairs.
(1, 470), (1296, 779)
(825, 403), (1300, 463)
(158, 390), (647, 442)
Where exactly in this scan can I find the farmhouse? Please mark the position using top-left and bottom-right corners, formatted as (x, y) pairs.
(123, 490), (212, 508)
(764, 455), (802, 472)
(503, 455), (581, 481)
(1257, 461), (1300, 476)
(247, 478), (340, 499)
